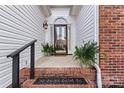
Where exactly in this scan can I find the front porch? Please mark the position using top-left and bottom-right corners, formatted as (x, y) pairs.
(1, 5), (124, 88)
(4, 5), (99, 88)
(17, 55), (96, 88)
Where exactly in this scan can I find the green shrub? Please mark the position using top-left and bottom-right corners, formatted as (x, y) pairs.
(74, 41), (99, 67)
(41, 43), (55, 55)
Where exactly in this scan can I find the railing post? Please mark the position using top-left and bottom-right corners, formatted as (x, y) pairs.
(30, 43), (35, 79)
(12, 54), (20, 88)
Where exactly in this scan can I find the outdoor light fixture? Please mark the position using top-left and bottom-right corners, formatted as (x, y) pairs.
(43, 20), (48, 30)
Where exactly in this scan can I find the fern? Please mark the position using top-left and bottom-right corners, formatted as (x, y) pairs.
(74, 41), (99, 67)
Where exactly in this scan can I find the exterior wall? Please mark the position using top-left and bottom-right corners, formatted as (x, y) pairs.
(76, 5), (98, 46)
(0, 5), (45, 87)
(99, 5), (124, 87)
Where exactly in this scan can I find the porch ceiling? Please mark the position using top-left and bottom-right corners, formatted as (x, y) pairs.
(49, 5), (72, 8)
(40, 5), (82, 17)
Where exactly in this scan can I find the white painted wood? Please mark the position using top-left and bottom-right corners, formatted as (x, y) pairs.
(0, 5), (45, 87)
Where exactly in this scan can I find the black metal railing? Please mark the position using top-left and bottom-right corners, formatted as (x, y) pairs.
(7, 39), (37, 88)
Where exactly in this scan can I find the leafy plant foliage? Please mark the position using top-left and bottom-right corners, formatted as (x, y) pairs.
(41, 43), (55, 55)
(74, 41), (99, 67)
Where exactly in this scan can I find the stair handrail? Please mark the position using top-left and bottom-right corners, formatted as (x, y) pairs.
(7, 39), (37, 88)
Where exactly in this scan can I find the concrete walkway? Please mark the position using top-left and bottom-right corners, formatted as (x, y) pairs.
(35, 55), (81, 68)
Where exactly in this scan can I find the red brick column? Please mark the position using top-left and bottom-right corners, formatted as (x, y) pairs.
(99, 5), (124, 87)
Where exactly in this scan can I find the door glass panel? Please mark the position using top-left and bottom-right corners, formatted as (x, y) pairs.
(55, 25), (67, 54)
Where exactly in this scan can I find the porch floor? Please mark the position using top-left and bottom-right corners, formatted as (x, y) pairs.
(35, 55), (81, 68)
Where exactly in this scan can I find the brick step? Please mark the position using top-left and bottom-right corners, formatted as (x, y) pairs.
(22, 80), (96, 88)
(20, 68), (96, 88)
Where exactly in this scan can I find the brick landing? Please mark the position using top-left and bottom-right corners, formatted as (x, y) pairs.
(20, 68), (96, 88)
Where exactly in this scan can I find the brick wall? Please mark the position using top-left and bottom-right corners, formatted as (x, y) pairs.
(99, 5), (124, 87)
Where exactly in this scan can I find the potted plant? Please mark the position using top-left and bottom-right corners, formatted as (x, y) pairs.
(41, 43), (55, 56)
(74, 41), (99, 68)
(74, 41), (107, 88)
(48, 44), (56, 55)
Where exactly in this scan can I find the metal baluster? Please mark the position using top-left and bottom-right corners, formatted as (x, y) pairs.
(12, 54), (20, 88)
(30, 43), (35, 79)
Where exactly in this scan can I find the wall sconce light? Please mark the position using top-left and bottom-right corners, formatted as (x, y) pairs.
(43, 20), (48, 30)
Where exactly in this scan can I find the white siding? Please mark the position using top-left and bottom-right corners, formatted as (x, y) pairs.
(76, 5), (98, 46)
(0, 5), (45, 87)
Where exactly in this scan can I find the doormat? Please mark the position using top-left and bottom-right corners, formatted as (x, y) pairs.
(34, 76), (87, 84)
